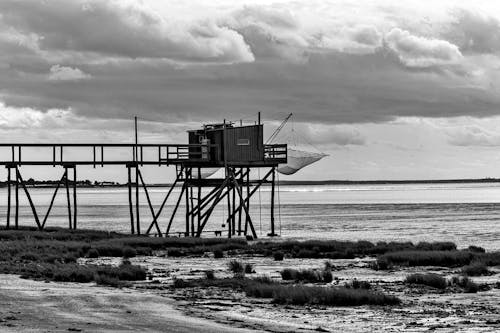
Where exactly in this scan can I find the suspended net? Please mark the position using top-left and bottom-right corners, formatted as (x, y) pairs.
(196, 167), (220, 179)
(277, 148), (327, 175)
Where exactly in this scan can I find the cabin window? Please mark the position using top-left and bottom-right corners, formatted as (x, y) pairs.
(237, 138), (250, 146)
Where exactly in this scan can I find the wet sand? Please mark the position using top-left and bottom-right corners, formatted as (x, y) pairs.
(2, 254), (499, 332)
(0, 274), (262, 332)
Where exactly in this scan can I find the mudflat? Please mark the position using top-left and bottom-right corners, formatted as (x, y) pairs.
(0, 274), (261, 332)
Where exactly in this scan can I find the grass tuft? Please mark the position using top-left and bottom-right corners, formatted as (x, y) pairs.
(405, 273), (447, 289)
(461, 261), (489, 276)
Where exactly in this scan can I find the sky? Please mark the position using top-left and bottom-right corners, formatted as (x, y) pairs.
(1, 0), (500, 182)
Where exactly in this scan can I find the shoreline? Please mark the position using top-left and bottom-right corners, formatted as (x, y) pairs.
(2, 178), (500, 188)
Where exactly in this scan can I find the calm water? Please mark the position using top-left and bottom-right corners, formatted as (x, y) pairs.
(1, 183), (499, 250)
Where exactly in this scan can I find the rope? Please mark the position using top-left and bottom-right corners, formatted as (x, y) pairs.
(277, 171), (282, 236)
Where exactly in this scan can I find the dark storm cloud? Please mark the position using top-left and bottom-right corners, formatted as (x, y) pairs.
(0, 0), (499, 132)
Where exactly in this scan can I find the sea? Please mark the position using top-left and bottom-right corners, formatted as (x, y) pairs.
(1, 182), (499, 250)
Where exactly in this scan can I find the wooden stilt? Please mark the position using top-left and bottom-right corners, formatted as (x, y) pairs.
(245, 167), (250, 235)
(230, 171), (257, 239)
(127, 166), (135, 234)
(73, 166), (77, 230)
(185, 169), (190, 237)
(270, 166), (276, 236)
(6, 167), (11, 228)
(135, 165), (140, 234)
(64, 168), (72, 229)
(189, 170), (195, 237)
(15, 167), (19, 229)
(197, 168), (201, 234)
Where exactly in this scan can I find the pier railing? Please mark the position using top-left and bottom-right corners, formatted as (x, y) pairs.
(0, 143), (219, 166)
(264, 144), (287, 163)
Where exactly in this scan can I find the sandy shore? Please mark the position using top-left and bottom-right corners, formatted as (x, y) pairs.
(0, 274), (262, 332)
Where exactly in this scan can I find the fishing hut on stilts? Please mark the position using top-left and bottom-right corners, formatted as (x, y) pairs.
(0, 114), (288, 239)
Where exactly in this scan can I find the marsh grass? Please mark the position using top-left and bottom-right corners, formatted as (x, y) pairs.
(461, 261), (490, 276)
(171, 276), (400, 306)
(378, 250), (474, 268)
(449, 276), (480, 293)
(405, 273), (447, 289)
(228, 260), (245, 273)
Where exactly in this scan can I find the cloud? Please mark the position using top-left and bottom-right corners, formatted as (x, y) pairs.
(447, 125), (500, 147)
(48, 65), (91, 81)
(445, 9), (500, 54)
(0, 0), (499, 129)
(385, 28), (463, 68)
(0, 101), (71, 129)
(0, 0), (254, 64)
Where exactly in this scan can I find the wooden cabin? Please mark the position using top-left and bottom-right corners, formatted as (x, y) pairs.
(188, 122), (271, 166)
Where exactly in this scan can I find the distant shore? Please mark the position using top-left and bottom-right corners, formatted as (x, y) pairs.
(1, 177), (500, 188)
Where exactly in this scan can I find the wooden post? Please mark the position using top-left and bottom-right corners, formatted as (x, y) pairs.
(245, 167), (250, 235)
(127, 166), (135, 234)
(15, 167), (19, 229)
(270, 166), (276, 236)
(185, 168), (190, 237)
(238, 168), (243, 235)
(135, 165), (140, 234)
(197, 168), (201, 233)
(227, 173), (232, 238)
(73, 166), (77, 230)
(6, 166), (11, 228)
(64, 168), (72, 229)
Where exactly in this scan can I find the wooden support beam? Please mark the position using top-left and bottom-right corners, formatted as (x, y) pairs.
(73, 166), (77, 229)
(145, 173), (180, 235)
(197, 167), (201, 233)
(196, 178), (229, 237)
(270, 166), (276, 236)
(127, 166), (135, 234)
(185, 168), (190, 237)
(137, 169), (162, 236)
(135, 165), (140, 234)
(41, 171), (65, 228)
(6, 167), (11, 228)
(15, 167), (19, 229)
(229, 169), (257, 239)
(16, 169), (42, 230)
(64, 168), (72, 229)
(238, 167), (243, 235)
(228, 168), (273, 231)
(165, 183), (186, 236)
